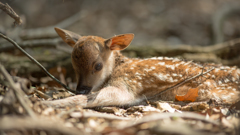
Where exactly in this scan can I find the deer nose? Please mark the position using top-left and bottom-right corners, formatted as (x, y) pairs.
(76, 85), (92, 95)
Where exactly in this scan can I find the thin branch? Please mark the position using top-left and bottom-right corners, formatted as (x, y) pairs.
(150, 67), (215, 99)
(0, 38), (62, 52)
(122, 112), (219, 129)
(0, 116), (83, 134)
(0, 33), (75, 94)
(0, 2), (22, 25)
(0, 64), (36, 118)
(35, 90), (51, 100)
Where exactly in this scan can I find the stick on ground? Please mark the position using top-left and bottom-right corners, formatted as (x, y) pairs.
(0, 2), (22, 25)
(0, 33), (75, 94)
(0, 64), (36, 118)
(150, 67), (215, 99)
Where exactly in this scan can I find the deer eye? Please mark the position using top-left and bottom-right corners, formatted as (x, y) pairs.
(95, 63), (103, 71)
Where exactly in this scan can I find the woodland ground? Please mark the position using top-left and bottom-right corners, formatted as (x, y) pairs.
(1, 1), (240, 135)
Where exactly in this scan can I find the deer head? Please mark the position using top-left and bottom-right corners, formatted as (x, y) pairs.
(55, 27), (134, 95)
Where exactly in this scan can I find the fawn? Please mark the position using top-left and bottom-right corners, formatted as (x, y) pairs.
(41, 27), (240, 108)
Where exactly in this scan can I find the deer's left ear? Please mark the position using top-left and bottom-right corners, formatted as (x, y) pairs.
(105, 34), (134, 51)
(55, 27), (81, 47)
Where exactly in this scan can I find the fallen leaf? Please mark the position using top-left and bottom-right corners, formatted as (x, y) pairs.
(175, 88), (199, 102)
(156, 102), (176, 113)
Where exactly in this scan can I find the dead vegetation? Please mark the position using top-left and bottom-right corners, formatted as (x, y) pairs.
(1, 1), (240, 135)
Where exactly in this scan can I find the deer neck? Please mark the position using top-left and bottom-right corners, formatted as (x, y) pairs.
(113, 51), (129, 68)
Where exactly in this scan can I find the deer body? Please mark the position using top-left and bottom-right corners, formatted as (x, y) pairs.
(41, 28), (240, 108)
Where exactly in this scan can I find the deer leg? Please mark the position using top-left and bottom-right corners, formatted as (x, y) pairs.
(41, 95), (88, 108)
(86, 86), (136, 107)
(41, 86), (136, 108)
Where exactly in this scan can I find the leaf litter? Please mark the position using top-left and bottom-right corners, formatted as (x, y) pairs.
(0, 66), (240, 135)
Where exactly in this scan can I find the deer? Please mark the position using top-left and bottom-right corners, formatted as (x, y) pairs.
(41, 27), (240, 108)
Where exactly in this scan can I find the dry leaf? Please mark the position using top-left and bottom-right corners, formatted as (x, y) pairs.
(175, 88), (199, 102)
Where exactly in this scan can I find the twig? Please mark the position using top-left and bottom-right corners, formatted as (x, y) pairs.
(0, 33), (76, 94)
(35, 90), (51, 100)
(0, 38), (63, 52)
(69, 111), (130, 120)
(150, 67), (215, 99)
(122, 112), (219, 129)
(0, 2), (22, 25)
(0, 64), (36, 118)
(0, 116), (83, 134)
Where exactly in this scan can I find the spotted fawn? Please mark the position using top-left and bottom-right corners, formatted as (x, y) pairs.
(41, 27), (240, 108)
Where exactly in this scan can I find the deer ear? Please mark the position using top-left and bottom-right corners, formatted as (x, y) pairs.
(105, 34), (134, 50)
(54, 27), (81, 47)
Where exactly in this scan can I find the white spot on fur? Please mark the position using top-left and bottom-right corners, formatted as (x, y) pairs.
(179, 61), (185, 65)
(135, 72), (141, 76)
(175, 63), (180, 67)
(233, 88), (237, 91)
(137, 76), (142, 80)
(227, 86), (232, 89)
(212, 75), (215, 78)
(144, 68), (152, 72)
(138, 82), (142, 87)
(224, 79), (230, 83)
(150, 57), (157, 60)
(218, 81), (222, 85)
(237, 69), (240, 74)
(151, 66), (156, 70)
(235, 73), (239, 80)
(168, 77), (174, 82)
(154, 73), (170, 82)
(164, 57), (173, 60)
(183, 61), (191, 65)
(158, 62), (165, 66)
(172, 73), (178, 77)
(165, 65), (175, 70)
(172, 59), (180, 62)
(204, 81), (211, 86)
(149, 57), (164, 60)
(127, 60), (133, 63)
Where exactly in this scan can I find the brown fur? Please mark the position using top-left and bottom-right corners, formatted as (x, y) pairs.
(42, 28), (240, 108)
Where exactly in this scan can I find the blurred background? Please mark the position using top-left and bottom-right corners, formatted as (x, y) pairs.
(1, 0), (240, 46)
(1, 0), (240, 88)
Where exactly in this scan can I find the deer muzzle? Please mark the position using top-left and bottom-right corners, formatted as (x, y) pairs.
(76, 85), (92, 95)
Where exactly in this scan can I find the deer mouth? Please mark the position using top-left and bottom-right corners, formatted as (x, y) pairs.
(76, 85), (92, 95)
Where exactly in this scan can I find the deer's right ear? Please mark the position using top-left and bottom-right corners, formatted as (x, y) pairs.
(54, 27), (81, 47)
(105, 34), (134, 51)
